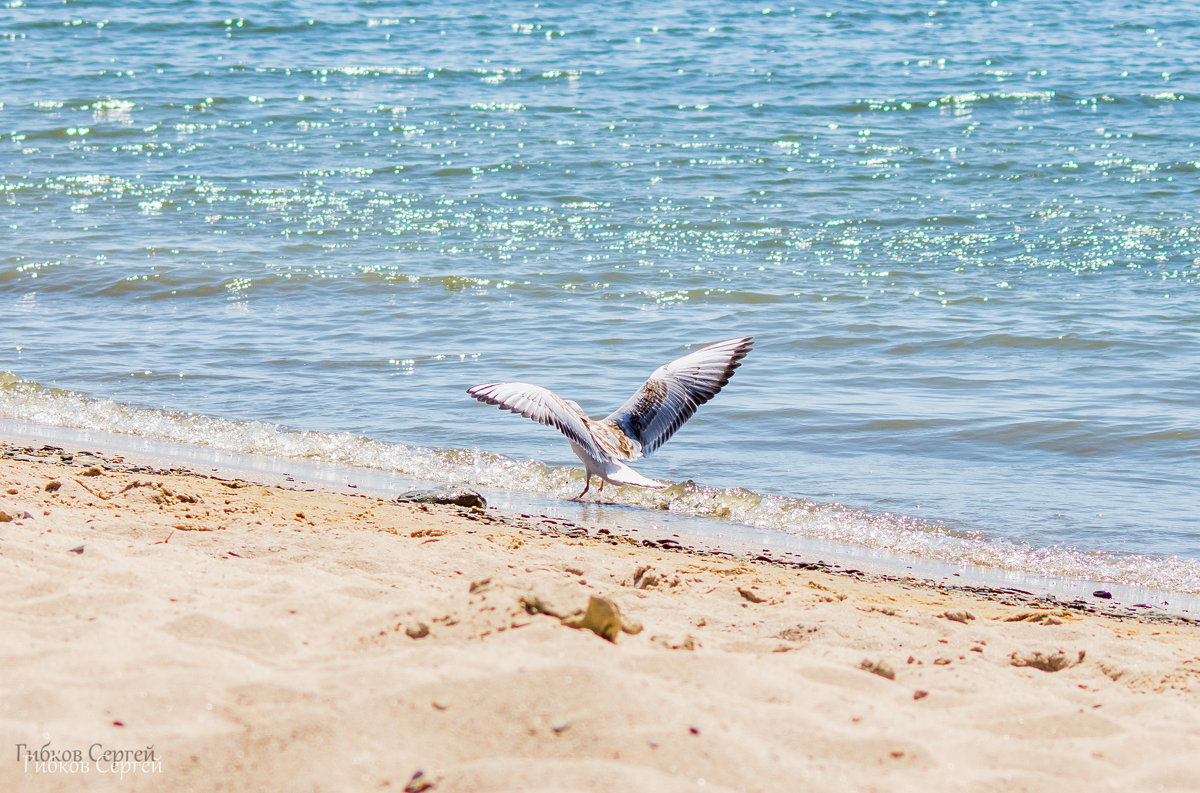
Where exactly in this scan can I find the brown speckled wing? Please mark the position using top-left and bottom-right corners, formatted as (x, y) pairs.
(605, 337), (753, 458)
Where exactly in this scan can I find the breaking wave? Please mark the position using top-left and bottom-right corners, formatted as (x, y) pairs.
(3, 371), (1199, 595)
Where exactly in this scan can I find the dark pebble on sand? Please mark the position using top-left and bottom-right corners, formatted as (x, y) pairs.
(1092, 590), (1113, 599)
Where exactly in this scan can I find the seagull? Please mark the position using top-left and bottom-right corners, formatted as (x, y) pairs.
(467, 337), (753, 499)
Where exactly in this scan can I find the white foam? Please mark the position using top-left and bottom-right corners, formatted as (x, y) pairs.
(3, 371), (1199, 597)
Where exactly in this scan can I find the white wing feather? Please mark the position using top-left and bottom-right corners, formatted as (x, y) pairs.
(466, 382), (606, 463)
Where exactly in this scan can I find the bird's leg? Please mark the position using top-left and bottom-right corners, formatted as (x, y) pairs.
(573, 474), (591, 500)
(597, 479), (605, 493)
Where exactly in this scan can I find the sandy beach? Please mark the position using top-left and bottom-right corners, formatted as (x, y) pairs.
(1, 441), (1198, 792)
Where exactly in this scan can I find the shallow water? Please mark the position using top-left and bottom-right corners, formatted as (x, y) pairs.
(3, 1), (1199, 592)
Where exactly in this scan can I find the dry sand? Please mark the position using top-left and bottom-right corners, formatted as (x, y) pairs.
(1, 442), (1198, 792)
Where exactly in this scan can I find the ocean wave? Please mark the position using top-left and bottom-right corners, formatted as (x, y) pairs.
(829, 89), (1196, 116)
(3, 372), (1198, 595)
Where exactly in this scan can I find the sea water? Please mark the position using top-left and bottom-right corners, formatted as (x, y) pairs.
(2, 1), (1199, 594)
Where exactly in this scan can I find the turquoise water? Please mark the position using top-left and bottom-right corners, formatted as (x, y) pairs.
(3, 1), (1199, 591)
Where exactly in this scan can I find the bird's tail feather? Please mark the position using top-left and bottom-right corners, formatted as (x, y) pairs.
(607, 462), (669, 490)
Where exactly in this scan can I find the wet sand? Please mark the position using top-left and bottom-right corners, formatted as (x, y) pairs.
(1, 442), (1198, 792)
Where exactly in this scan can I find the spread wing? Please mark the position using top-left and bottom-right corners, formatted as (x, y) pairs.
(466, 382), (606, 463)
(605, 336), (753, 457)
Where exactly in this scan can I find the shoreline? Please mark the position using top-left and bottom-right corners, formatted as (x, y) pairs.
(3, 418), (1196, 616)
(2, 439), (1199, 790)
(4, 440), (1191, 627)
